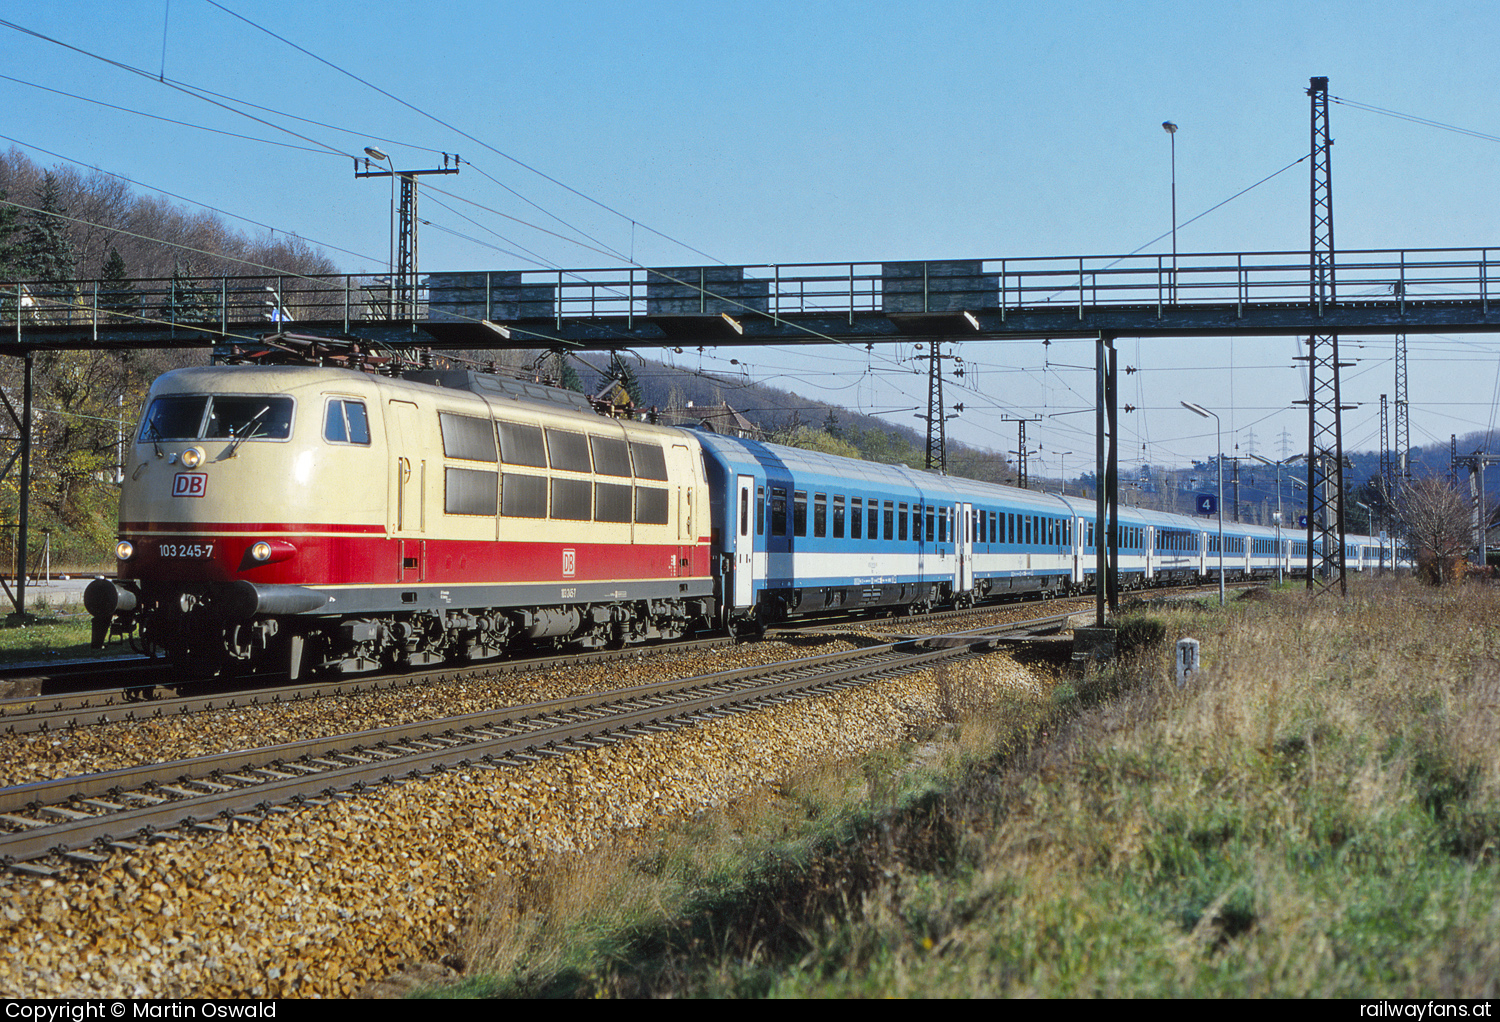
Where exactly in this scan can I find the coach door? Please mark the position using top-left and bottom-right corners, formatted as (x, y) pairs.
(734, 475), (755, 608)
(954, 502), (973, 597)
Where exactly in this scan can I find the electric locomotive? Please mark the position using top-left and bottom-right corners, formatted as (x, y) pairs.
(86, 365), (715, 677)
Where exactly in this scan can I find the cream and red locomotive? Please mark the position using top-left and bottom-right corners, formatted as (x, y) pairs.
(86, 365), (714, 677)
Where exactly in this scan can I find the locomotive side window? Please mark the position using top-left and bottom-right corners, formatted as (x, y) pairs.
(630, 442), (669, 480)
(551, 478), (591, 520)
(497, 421), (547, 467)
(324, 400), (370, 445)
(204, 396), (293, 440)
(635, 487), (669, 525)
(439, 413), (496, 461)
(501, 473), (546, 518)
(139, 395), (208, 440)
(445, 468), (498, 516)
(591, 436), (631, 477)
(547, 430), (592, 473)
(595, 482), (632, 523)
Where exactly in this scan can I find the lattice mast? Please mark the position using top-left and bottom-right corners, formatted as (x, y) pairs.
(1303, 75), (1348, 595)
(1395, 333), (1410, 482)
(924, 340), (947, 473)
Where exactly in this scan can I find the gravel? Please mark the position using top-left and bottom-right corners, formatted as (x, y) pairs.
(0, 639), (1047, 998)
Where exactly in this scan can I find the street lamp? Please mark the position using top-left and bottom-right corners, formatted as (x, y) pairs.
(1162, 121), (1178, 302)
(1182, 400), (1224, 605)
(364, 145), (395, 319)
(1251, 453), (1303, 585)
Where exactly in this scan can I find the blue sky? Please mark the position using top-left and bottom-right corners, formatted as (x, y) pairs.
(4, 0), (1500, 474)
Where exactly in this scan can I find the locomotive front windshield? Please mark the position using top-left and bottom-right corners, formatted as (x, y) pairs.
(139, 395), (294, 442)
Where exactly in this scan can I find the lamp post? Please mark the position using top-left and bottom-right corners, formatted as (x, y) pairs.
(1182, 400), (1224, 605)
(364, 146), (395, 319)
(1162, 121), (1178, 302)
(1251, 453), (1303, 585)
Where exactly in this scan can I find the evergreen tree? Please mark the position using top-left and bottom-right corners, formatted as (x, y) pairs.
(553, 350), (584, 393)
(607, 350), (643, 406)
(99, 248), (137, 320)
(160, 259), (212, 324)
(0, 189), (21, 279)
(18, 171), (75, 282)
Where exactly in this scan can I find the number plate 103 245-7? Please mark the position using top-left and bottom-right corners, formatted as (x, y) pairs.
(159, 543), (214, 558)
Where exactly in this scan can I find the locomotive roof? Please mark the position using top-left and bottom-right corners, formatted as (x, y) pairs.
(150, 364), (595, 412)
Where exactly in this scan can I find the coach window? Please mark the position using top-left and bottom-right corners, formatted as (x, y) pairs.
(938, 507), (947, 543)
(739, 487), (749, 537)
(850, 497), (863, 539)
(832, 494), (845, 539)
(898, 502), (909, 542)
(770, 487), (787, 537)
(813, 493), (827, 538)
(324, 399), (370, 445)
(439, 413), (497, 461)
(871, 500), (882, 540)
(883, 500), (894, 541)
(758, 485), (766, 535)
(793, 491), (808, 537)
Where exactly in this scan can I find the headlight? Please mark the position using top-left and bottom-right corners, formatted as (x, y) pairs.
(179, 446), (204, 469)
(250, 541), (273, 562)
(115, 540), (134, 561)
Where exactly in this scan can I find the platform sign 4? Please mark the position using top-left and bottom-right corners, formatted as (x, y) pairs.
(1195, 493), (1217, 515)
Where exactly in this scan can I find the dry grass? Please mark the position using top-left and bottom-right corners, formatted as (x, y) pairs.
(430, 576), (1500, 998)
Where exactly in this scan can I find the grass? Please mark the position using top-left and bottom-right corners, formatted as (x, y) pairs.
(0, 613), (100, 663)
(424, 576), (1500, 998)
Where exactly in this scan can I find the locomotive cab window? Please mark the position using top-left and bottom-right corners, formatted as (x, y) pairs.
(324, 399), (370, 445)
(142, 394), (293, 442)
(204, 396), (293, 441)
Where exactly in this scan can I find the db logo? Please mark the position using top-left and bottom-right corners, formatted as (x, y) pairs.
(172, 473), (208, 497)
(562, 548), (576, 577)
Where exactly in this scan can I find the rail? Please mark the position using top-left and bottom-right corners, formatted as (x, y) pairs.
(1, 246), (1496, 333)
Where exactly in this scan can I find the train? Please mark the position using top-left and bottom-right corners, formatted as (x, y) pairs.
(83, 362), (1406, 678)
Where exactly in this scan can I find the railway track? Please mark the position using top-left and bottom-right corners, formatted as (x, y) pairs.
(0, 580), (1250, 735)
(0, 610), (1069, 873)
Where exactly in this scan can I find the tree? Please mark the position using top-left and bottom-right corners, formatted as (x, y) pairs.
(160, 259), (213, 324)
(18, 171), (75, 282)
(606, 350), (642, 406)
(1395, 475), (1470, 584)
(552, 350), (583, 393)
(0, 189), (20, 278)
(98, 247), (137, 321)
